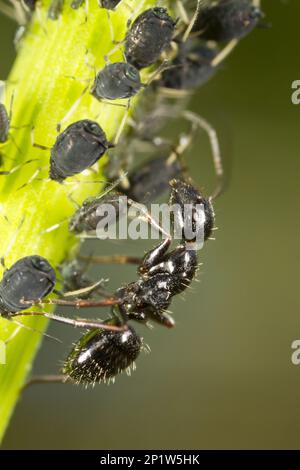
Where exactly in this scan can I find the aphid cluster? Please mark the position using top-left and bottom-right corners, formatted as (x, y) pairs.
(0, 1), (265, 387)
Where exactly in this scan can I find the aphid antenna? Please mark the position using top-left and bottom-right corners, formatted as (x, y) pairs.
(60, 279), (108, 298)
(4, 318), (62, 345)
(0, 216), (25, 269)
(181, 110), (224, 200)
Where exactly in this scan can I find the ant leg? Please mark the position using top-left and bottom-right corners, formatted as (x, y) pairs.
(13, 310), (127, 331)
(23, 374), (70, 390)
(182, 110), (224, 199)
(21, 296), (120, 308)
(79, 254), (142, 265)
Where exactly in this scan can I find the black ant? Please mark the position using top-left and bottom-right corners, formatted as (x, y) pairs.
(19, 176), (214, 386)
(19, 108), (223, 386)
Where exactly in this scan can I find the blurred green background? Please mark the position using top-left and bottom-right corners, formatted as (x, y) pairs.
(1, 0), (300, 450)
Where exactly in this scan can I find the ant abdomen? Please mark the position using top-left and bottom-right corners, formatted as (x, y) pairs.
(63, 321), (142, 385)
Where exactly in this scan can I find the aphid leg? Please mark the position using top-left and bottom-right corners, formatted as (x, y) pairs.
(211, 39), (239, 67)
(182, 110), (224, 199)
(125, 0), (146, 28)
(175, 0), (190, 25)
(8, 0), (27, 24)
(182, 0), (204, 42)
(144, 60), (170, 87)
(56, 84), (90, 132)
(103, 40), (125, 63)
(113, 99), (131, 145)
(0, 1), (16, 22)
(13, 309), (128, 331)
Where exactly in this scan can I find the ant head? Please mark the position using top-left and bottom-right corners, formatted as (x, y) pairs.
(169, 179), (215, 242)
(63, 321), (142, 385)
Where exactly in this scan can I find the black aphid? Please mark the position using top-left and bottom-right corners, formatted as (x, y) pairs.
(159, 41), (218, 91)
(98, 0), (122, 9)
(69, 191), (126, 234)
(0, 256), (56, 318)
(91, 62), (142, 101)
(22, 0), (38, 12)
(63, 320), (141, 384)
(0, 103), (10, 144)
(50, 119), (112, 183)
(48, 0), (64, 20)
(193, 0), (263, 42)
(125, 7), (176, 69)
(71, 0), (85, 8)
(119, 155), (183, 204)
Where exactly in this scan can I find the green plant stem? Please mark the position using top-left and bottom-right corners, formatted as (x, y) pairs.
(0, 0), (161, 441)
